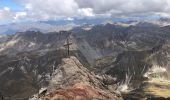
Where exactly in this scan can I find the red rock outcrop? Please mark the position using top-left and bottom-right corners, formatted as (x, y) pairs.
(31, 56), (122, 100)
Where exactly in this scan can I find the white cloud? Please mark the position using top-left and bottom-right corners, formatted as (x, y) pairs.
(14, 12), (27, 20)
(16, 0), (79, 20)
(2, 0), (170, 23)
(78, 8), (95, 17)
(4, 7), (10, 11)
(25, 4), (32, 9)
(76, 0), (168, 17)
(0, 7), (12, 20)
(66, 17), (74, 21)
(0, 6), (27, 23)
(15, 0), (170, 19)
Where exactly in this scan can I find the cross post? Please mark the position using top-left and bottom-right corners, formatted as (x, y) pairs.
(64, 33), (72, 56)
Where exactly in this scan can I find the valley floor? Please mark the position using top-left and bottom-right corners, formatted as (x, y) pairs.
(122, 78), (170, 100)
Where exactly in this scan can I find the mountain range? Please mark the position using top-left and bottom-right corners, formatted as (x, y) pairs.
(0, 22), (170, 99)
(1, 17), (170, 35)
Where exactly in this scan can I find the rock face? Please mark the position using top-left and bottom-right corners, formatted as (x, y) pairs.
(0, 49), (88, 99)
(0, 31), (70, 55)
(34, 56), (122, 100)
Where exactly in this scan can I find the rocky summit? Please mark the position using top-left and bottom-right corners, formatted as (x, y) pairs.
(30, 56), (122, 100)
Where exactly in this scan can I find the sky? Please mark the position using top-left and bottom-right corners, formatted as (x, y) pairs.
(0, 0), (170, 24)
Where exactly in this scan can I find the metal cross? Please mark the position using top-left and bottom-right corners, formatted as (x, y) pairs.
(64, 34), (72, 56)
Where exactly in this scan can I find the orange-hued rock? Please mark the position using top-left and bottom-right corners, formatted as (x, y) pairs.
(43, 83), (121, 100)
(30, 56), (122, 100)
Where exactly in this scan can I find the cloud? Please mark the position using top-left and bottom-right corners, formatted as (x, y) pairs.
(0, 6), (27, 24)
(0, 7), (12, 20)
(4, 7), (10, 11)
(78, 8), (95, 17)
(16, 0), (79, 20)
(2, 0), (170, 23)
(14, 12), (27, 20)
(76, 0), (168, 17)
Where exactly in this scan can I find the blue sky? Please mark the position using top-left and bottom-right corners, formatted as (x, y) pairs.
(0, 0), (26, 24)
(0, 0), (24, 11)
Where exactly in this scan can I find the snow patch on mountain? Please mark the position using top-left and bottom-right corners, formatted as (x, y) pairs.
(0, 67), (15, 77)
(6, 38), (20, 47)
(144, 65), (167, 78)
(28, 42), (36, 47)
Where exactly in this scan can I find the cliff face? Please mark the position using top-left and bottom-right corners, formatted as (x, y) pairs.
(31, 56), (122, 100)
